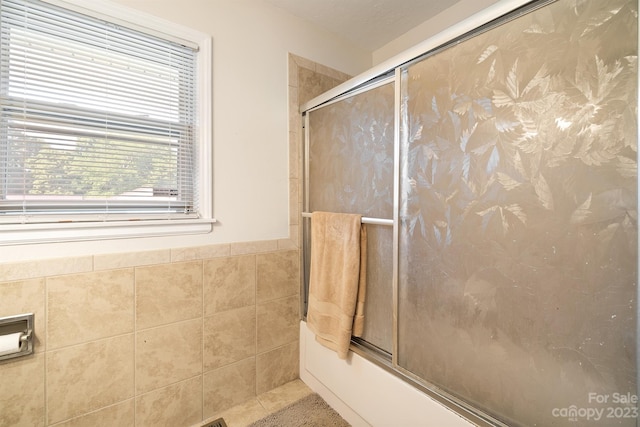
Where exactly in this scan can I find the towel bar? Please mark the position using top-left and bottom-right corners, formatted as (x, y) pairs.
(301, 212), (393, 226)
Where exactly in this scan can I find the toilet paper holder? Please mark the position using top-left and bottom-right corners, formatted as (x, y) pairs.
(0, 313), (34, 362)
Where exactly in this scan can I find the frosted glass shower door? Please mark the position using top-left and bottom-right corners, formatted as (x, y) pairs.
(305, 81), (395, 354)
(397, 0), (637, 425)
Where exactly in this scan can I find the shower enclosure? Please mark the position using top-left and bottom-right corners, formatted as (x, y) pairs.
(301, 0), (638, 426)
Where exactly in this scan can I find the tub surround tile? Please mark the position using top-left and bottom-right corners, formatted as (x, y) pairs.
(135, 376), (202, 427)
(289, 224), (301, 248)
(46, 335), (134, 425)
(0, 353), (45, 427)
(256, 379), (312, 413)
(288, 83), (299, 107)
(135, 319), (202, 394)
(315, 62), (351, 82)
(256, 341), (299, 395)
(203, 306), (255, 371)
(213, 398), (268, 427)
(256, 251), (299, 303)
(135, 261), (202, 330)
(257, 296), (300, 353)
(288, 131), (300, 180)
(289, 119), (301, 147)
(93, 250), (170, 271)
(289, 178), (299, 224)
(171, 244), (230, 262)
(203, 357), (256, 418)
(204, 255), (255, 315)
(47, 269), (134, 349)
(229, 240), (278, 256)
(213, 379), (313, 427)
(289, 86), (301, 133)
(288, 54), (300, 87)
(298, 67), (346, 106)
(0, 256), (92, 283)
(51, 400), (134, 427)
(290, 54), (317, 73)
(0, 278), (45, 352)
(277, 237), (297, 251)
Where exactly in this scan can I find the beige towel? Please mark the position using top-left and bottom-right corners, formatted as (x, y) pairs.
(307, 211), (367, 359)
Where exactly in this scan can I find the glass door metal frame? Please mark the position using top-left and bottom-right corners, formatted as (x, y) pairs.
(301, 70), (508, 427)
(296, 1), (615, 426)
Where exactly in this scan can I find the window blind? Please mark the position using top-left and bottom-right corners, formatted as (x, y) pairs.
(0, 0), (199, 224)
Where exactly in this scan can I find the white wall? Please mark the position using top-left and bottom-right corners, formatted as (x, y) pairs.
(0, 0), (370, 262)
(372, 0), (499, 65)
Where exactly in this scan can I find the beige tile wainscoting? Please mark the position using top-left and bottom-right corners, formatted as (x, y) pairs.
(0, 243), (300, 427)
(208, 378), (313, 427)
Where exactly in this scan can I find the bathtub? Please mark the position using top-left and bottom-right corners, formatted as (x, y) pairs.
(299, 321), (476, 427)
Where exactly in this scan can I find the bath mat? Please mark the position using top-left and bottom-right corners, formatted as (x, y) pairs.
(248, 393), (350, 427)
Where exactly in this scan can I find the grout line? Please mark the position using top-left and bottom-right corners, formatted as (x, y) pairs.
(201, 259), (205, 423)
(137, 373), (203, 400)
(254, 254), (259, 399)
(44, 276), (48, 426)
(133, 266), (138, 427)
(47, 398), (135, 427)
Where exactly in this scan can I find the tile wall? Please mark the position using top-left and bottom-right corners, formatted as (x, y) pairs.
(0, 54), (350, 427)
(0, 243), (299, 427)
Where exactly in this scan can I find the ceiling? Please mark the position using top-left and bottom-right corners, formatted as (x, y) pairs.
(263, 0), (460, 51)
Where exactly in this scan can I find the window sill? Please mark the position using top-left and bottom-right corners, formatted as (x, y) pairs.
(0, 218), (216, 245)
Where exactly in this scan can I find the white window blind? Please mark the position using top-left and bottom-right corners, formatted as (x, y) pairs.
(0, 0), (199, 224)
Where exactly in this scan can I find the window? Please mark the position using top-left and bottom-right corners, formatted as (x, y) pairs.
(0, 0), (213, 244)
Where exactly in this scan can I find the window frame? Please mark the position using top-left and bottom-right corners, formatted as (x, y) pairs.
(0, 0), (214, 245)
